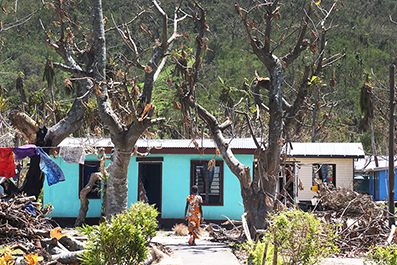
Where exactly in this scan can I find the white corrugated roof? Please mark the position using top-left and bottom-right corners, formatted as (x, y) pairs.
(58, 138), (364, 157)
(57, 138), (256, 149)
(355, 156), (397, 172)
(285, 142), (365, 157)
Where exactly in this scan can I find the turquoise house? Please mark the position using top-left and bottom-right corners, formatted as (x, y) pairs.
(43, 138), (254, 225)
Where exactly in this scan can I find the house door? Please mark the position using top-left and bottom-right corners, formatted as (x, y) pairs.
(138, 163), (162, 214)
(279, 164), (295, 201)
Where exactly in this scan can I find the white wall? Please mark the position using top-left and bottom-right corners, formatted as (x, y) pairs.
(296, 157), (354, 202)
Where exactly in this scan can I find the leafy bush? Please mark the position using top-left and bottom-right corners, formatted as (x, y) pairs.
(245, 208), (339, 265)
(78, 202), (159, 265)
(365, 244), (397, 265)
(244, 240), (282, 265)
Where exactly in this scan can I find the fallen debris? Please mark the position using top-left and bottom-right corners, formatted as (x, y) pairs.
(207, 186), (394, 260)
(206, 223), (244, 244)
(0, 195), (55, 245)
(315, 185), (391, 257)
(0, 195), (85, 264)
(172, 223), (188, 236)
(315, 184), (382, 217)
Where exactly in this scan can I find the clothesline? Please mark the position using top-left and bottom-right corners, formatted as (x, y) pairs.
(23, 145), (153, 155)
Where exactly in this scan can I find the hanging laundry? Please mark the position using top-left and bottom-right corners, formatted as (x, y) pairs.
(37, 147), (65, 186)
(13, 144), (39, 160)
(59, 146), (86, 164)
(0, 148), (15, 179)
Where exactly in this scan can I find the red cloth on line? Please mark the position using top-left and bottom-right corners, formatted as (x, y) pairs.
(0, 147), (15, 179)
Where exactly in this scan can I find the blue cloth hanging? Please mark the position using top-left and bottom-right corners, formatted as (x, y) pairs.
(37, 147), (65, 186)
(23, 201), (37, 216)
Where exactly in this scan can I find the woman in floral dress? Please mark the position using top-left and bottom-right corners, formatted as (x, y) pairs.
(184, 185), (204, 245)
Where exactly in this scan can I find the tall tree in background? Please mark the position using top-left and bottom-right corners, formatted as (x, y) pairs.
(176, 0), (341, 236)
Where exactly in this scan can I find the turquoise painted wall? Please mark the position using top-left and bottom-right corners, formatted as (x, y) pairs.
(43, 153), (252, 220)
(43, 155), (109, 218)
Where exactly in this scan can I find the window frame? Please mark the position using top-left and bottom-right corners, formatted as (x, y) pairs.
(312, 163), (336, 188)
(190, 160), (224, 206)
(79, 161), (101, 199)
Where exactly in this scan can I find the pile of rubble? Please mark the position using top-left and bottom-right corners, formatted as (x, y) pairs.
(207, 186), (394, 259)
(321, 210), (391, 257)
(315, 185), (391, 257)
(315, 184), (383, 217)
(0, 195), (85, 264)
(0, 196), (55, 244)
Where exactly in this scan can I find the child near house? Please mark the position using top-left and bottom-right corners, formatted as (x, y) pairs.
(184, 185), (204, 245)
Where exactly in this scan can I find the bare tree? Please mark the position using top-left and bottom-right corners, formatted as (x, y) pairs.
(8, 0), (188, 218)
(175, 0), (341, 236)
(91, 0), (188, 217)
(7, 1), (88, 199)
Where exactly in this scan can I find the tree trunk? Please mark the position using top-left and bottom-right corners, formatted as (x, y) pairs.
(75, 172), (102, 227)
(58, 236), (85, 251)
(20, 155), (44, 199)
(370, 117), (379, 167)
(241, 186), (274, 236)
(52, 250), (85, 264)
(105, 148), (132, 218)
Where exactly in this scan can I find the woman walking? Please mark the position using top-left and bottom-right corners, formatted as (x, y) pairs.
(184, 185), (204, 245)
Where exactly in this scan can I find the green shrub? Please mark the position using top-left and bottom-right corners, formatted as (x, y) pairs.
(365, 244), (397, 265)
(78, 202), (159, 265)
(245, 208), (339, 265)
(244, 240), (283, 265)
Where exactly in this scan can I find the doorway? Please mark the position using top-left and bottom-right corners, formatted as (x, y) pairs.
(138, 163), (162, 214)
(278, 164), (295, 202)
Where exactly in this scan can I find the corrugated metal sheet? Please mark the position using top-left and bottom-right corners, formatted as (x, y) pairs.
(58, 138), (259, 149)
(58, 138), (364, 157)
(355, 156), (397, 172)
(135, 138), (261, 149)
(285, 142), (365, 157)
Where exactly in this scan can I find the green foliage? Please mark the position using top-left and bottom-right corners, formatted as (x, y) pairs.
(365, 244), (397, 265)
(245, 208), (339, 265)
(78, 202), (159, 265)
(0, 94), (9, 112)
(244, 240), (283, 265)
(0, 0), (396, 144)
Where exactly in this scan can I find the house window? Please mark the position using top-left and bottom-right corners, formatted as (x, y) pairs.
(312, 164), (336, 188)
(191, 160), (223, 206)
(79, 161), (101, 199)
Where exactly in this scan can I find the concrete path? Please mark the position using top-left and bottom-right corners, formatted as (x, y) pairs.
(152, 232), (241, 265)
(152, 231), (367, 265)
